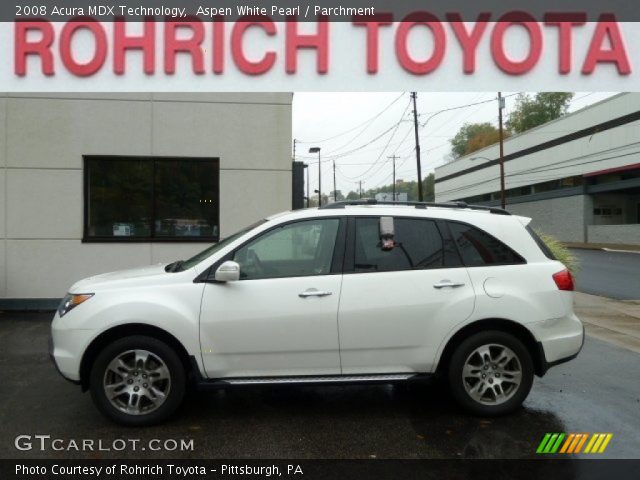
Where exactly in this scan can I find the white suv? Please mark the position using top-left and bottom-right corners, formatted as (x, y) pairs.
(50, 200), (584, 426)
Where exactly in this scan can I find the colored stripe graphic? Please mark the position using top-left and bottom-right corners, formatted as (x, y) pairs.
(537, 433), (552, 454)
(584, 434), (598, 453)
(544, 434), (559, 453)
(559, 434), (575, 453)
(598, 434), (613, 453)
(538, 433), (613, 454)
(574, 434), (589, 453)
(550, 433), (565, 453)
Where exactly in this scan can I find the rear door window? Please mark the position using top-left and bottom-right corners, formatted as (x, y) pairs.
(448, 221), (525, 267)
(353, 217), (446, 272)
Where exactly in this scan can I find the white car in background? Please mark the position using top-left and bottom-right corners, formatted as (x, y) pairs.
(50, 200), (583, 426)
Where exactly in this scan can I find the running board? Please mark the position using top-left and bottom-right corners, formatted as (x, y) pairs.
(196, 373), (429, 390)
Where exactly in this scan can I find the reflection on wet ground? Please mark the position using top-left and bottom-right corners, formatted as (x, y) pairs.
(1, 314), (638, 459)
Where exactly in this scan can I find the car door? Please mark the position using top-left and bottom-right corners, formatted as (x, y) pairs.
(199, 217), (345, 378)
(337, 216), (475, 374)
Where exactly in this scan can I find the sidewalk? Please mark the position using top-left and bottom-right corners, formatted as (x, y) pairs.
(574, 292), (640, 354)
(566, 242), (640, 253)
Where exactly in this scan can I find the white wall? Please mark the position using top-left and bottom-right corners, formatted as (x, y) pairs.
(435, 94), (640, 202)
(588, 225), (640, 245)
(506, 195), (591, 243)
(1, 93), (293, 300)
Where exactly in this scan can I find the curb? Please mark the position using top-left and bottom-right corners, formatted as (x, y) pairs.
(602, 248), (640, 255)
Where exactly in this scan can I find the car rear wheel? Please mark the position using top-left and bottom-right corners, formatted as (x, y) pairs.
(448, 331), (534, 416)
(89, 335), (186, 426)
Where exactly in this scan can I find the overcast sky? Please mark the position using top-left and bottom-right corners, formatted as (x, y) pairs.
(292, 92), (616, 196)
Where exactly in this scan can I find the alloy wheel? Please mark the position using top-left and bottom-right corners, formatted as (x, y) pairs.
(103, 349), (171, 415)
(461, 343), (522, 405)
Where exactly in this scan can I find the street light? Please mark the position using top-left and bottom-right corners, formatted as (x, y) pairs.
(309, 147), (321, 206)
(470, 156), (506, 208)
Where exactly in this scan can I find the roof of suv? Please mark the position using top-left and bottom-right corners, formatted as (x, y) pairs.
(319, 199), (511, 215)
(267, 200), (523, 224)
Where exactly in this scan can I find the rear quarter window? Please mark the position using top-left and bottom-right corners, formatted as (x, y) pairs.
(448, 221), (525, 267)
(525, 226), (557, 260)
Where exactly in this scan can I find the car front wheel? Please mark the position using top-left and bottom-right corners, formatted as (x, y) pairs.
(89, 335), (186, 426)
(448, 331), (534, 416)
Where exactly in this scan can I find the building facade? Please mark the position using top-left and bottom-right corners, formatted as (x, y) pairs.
(0, 93), (293, 308)
(435, 93), (640, 246)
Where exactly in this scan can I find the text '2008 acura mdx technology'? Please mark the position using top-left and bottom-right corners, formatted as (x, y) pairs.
(50, 200), (584, 426)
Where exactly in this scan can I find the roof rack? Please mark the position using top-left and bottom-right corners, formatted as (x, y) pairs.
(319, 199), (511, 215)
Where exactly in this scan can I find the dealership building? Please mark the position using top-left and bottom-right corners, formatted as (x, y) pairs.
(435, 93), (640, 247)
(0, 93), (294, 309)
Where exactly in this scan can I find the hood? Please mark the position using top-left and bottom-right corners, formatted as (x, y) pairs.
(69, 264), (170, 292)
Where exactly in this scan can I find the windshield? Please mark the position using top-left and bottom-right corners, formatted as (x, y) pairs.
(177, 219), (268, 271)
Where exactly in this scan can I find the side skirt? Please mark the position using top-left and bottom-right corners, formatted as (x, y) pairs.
(189, 356), (432, 390)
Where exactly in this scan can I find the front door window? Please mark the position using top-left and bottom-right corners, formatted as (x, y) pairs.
(233, 219), (340, 280)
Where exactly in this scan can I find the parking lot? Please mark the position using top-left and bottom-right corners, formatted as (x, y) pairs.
(1, 312), (639, 460)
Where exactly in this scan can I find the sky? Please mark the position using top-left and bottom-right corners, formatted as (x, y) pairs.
(292, 92), (616, 196)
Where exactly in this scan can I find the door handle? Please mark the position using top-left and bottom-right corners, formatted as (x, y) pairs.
(299, 289), (333, 298)
(433, 281), (465, 289)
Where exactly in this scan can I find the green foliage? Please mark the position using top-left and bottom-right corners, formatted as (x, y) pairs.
(535, 230), (580, 276)
(450, 122), (500, 159)
(345, 173), (435, 202)
(345, 191), (360, 200)
(506, 93), (574, 134)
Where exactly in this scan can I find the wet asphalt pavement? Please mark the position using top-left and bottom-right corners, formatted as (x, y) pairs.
(1, 313), (639, 460)
(570, 249), (640, 300)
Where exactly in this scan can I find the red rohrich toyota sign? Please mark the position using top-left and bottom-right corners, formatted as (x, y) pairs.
(14, 16), (632, 78)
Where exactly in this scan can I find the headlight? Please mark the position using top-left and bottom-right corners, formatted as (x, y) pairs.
(57, 293), (94, 317)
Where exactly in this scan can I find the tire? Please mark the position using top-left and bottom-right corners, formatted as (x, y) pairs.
(89, 335), (186, 426)
(448, 330), (534, 416)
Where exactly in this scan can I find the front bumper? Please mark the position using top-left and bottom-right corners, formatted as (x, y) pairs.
(50, 313), (96, 383)
(49, 334), (80, 385)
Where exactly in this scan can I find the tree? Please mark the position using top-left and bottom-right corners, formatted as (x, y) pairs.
(506, 92), (574, 134)
(346, 190), (359, 200)
(449, 122), (501, 159)
(358, 173), (435, 202)
(466, 128), (503, 154)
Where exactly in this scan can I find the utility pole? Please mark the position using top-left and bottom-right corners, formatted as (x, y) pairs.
(333, 160), (337, 202)
(498, 92), (506, 209)
(358, 180), (365, 199)
(388, 155), (399, 201)
(411, 92), (423, 202)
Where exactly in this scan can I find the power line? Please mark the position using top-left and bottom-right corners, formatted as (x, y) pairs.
(296, 93), (405, 144)
(335, 99), (411, 180)
(419, 93), (519, 128)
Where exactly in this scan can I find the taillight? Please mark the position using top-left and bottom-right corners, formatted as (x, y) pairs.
(552, 269), (574, 291)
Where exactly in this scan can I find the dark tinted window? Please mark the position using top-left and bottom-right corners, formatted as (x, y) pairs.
(354, 217), (445, 272)
(449, 222), (524, 266)
(85, 156), (219, 241)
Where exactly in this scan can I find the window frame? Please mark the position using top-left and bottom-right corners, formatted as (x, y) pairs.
(343, 215), (463, 275)
(83, 155), (220, 243)
(201, 216), (347, 282)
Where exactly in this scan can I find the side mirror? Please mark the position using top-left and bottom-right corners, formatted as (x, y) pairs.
(214, 261), (240, 282)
